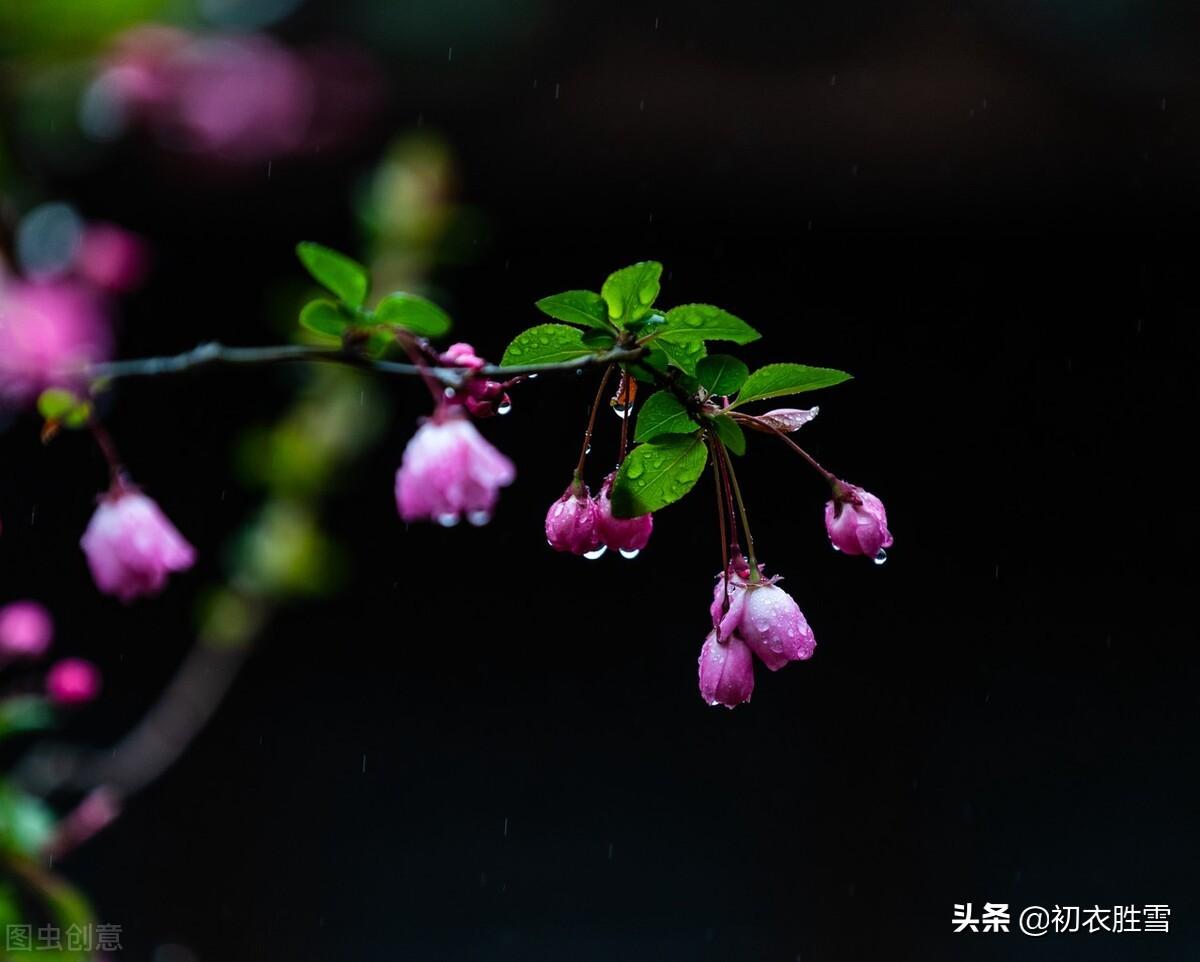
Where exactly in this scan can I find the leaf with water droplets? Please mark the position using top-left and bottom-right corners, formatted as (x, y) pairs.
(501, 324), (592, 366)
(536, 289), (613, 332)
(374, 292), (452, 337)
(601, 261), (662, 328)
(732, 363), (852, 407)
(696, 354), (749, 396)
(708, 413), (746, 455)
(634, 390), (699, 443)
(654, 337), (707, 375)
(743, 407), (820, 433)
(610, 434), (708, 518)
(296, 241), (369, 308)
(655, 304), (760, 347)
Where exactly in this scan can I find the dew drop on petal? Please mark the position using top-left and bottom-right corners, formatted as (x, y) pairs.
(874, 548), (888, 565)
(583, 545), (608, 560)
(468, 510), (491, 526)
(619, 548), (640, 559)
(437, 513), (460, 528)
(497, 399), (512, 415)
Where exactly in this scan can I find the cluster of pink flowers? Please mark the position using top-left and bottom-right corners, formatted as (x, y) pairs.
(545, 474), (653, 559)
(697, 479), (891, 708)
(394, 343), (516, 527)
(0, 600), (101, 706)
(698, 560), (815, 707)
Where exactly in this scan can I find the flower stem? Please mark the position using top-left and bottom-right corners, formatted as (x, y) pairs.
(719, 441), (759, 581)
(732, 412), (837, 484)
(574, 364), (615, 482)
(707, 434), (732, 621)
(87, 419), (127, 489)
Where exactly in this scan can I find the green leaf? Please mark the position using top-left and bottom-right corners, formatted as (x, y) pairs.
(296, 241), (369, 308)
(37, 389), (79, 421)
(732, 363), (853, 407)
(654, 337), (707, 375)
(601, 261), (663, 327)
(299, 299), (349, 338)
(0, 698), (53, 741)
(610, 434), (708, 517)
(709, 413), (746, 455)
(374, 292), (452, 337)
(0, 783), (55, 857)
(581, 329), (616, 349)
(634, 390), (699, 443)
(536, 290), (613, 332)
(656, 303), (760, 346)
(501, 323), (591, 366)
(696, 354), (749, 396)
(36, 389), (90, 429)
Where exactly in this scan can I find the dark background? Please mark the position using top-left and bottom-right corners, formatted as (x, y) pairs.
(2, 1), (1198, 959)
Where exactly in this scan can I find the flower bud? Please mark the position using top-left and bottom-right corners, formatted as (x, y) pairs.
(395, 410), (516, 526)
(710, 567), (815, 670)
(698, 630), (754, 708)
(46, 658), (101, 706)
(80, 490), (196, 602)
(595, 474), (652, 554)
(825, 482), (892, 558)
(0, 601), (54, 659)
(545, 483), (601, 554)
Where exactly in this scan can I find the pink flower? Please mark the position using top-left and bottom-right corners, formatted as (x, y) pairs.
(711, 565), (815, 671)
(439, 343), (509, 418)
(698, 630), (754, 708)
(395, 410), (515, 526)
(80, 491), (196, 601)
(545, 483), (601, 555)
(46, 658), (101, 706)
(0, 601), (54, 659)
(0, 280), (111, 404)
(595, 473), (653, 555)
(825, 482), (893, 559)
(76, 223), (148, 292)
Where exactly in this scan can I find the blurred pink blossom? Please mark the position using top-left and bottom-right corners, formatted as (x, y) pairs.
(80, 491), (196, 602)
(0, 279), (111, 405)
(0, 601), (54, 659)
(46, 658), (102, 706)
(395, 410), (515, 526)
(76, 223), (149, 292)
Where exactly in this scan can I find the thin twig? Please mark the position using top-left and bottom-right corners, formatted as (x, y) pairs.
(84, 342), (645, 387)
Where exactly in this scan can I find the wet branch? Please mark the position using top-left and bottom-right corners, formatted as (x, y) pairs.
(85, 342), (645, 386)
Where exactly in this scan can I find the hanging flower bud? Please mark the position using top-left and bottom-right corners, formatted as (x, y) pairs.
(698, 630), (754, 708)
(595, 473), (652, 555)
(0, 601), (54, 659)
(545, 482), (601, 555)
(825, 481), (893, 559)
(710, 565), (815, 670)
(395, 409), (515, 526)
(46, 658), (101, 705)
(80, 490), (196, 602)
(438, 342), (486, 370)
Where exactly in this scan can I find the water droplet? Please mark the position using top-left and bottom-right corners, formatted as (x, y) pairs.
(444, 387), (457, 399)
(437, 513), (460, 528)
(612, 402), (632, 419)
(527, 373), (538, 379)
(497, 399), (513, 415)
(831, 543), (840, 552)
(468, 510), (491, 526)
(619, 548), (640, 559)
(583, 545), (608, 560)
(626, 462), (644, 479)
(873, 548), (888, 565)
